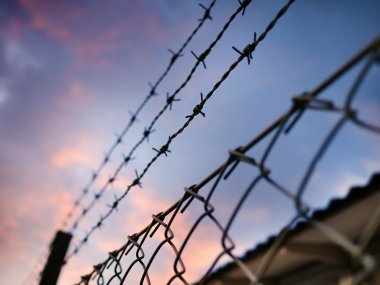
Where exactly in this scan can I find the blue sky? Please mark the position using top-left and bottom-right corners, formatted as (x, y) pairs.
(0, 0), (379, 284)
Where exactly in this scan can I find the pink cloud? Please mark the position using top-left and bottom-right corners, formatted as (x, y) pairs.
(170, 221), (226, 282)
(20, 0), (82, 41)
(50, 147), (92, 168)
(56, 81), (90, 110)
(72, 29), (122, 69)
(49, 137), (98, 169)
(0, 181), (74, 279)
(29, 3), (76, 40)
(2, 0), (172, 73)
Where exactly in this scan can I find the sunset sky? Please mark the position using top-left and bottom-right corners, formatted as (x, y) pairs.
(0, 0), (379, 284)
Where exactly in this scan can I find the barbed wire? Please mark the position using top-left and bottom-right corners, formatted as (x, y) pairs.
(65, 0), (255, 247)
(65, 0), (293, 262)
(66, 0), (253, 235)
(61, 0), (218, 230)
(73, 36), (380, 285)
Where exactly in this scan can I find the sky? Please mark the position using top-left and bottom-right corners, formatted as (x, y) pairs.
(0, 0), (379, 284)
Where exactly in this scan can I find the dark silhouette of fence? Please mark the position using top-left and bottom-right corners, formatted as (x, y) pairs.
(22, 0), (380, 284)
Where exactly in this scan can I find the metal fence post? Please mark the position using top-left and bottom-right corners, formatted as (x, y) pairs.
(39, 231), (72, 285)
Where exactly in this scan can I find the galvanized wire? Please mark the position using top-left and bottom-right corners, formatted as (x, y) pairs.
(65, 0), (259, 259)
(61, 0), (218, 231)
(74, 35), (380, 285)
(65, 0), (252, 236)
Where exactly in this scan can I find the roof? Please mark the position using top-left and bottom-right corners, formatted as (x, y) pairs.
(199, 173), (380, 284)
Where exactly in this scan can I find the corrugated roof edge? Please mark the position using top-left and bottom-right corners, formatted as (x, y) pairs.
(201, 172), (380, 282)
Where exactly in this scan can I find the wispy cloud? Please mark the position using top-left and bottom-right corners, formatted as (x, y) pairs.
(4, 39), (40, 73)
